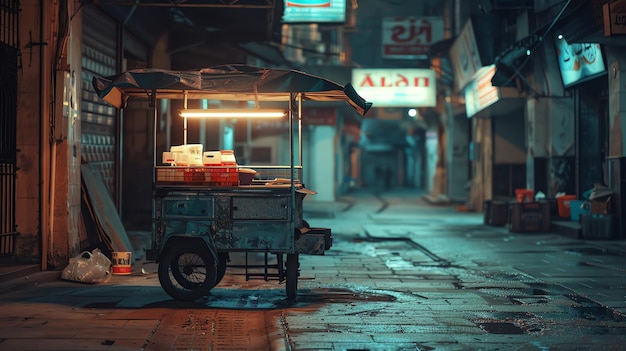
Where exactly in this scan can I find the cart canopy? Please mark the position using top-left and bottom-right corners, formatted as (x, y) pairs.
(92, 64), (372, 116)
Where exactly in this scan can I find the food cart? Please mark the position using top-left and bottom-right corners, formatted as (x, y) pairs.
(92, 64), (371, 301)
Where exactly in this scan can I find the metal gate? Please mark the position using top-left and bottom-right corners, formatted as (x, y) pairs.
(81, 5), (118, 198)
(0, 0), (20, 257)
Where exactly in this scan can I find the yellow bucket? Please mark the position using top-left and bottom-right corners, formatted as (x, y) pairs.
(111, 252), (132, 275)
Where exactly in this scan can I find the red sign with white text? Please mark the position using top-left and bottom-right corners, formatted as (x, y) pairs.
(382, 17), (444, 59)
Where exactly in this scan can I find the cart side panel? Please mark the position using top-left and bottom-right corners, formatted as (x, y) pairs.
(213, 196), (233, 244)
(231, 197), (289, 219)
(152, 187), (307, 256)
(225, 195), (293, 251)
(151, 193), (217, 259)
(162, 197), (215, 217)
(163, 220), (213, 238)
(227, 222), (291, 251)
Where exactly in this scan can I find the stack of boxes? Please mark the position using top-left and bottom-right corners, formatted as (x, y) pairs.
(202, 150), (239, 186)
(484, 189), (551, 233)
(506, 189), (551, 233)
(159, 144), (204, 183)
(158, 146), (239, 186)
(484, 184), (617, 239)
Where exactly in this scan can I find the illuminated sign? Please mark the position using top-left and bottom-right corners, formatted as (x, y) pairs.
(287, 0), (331, 6)
(555, 37), (606, 88)
(282, 0), (345, 23)
(465, 65), (499, 117)
(351, 68), (437, 107)
(382, 17), (444, 59)
(449, 19), (482, 91)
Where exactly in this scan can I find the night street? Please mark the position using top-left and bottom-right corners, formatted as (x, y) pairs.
(3, 1), (626, 350)
(1, 188), (625, 350)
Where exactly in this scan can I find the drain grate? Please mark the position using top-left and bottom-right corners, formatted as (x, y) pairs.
(145, 310), (279, 350)
(214, 311), (267, 349)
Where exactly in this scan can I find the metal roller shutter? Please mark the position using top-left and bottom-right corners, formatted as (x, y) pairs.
(81, 5), (118, 196)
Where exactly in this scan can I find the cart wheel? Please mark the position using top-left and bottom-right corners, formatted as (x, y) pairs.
(285, 253), (299, 301)
(214, 253), (229, 287)
(158, 241), (217, 301)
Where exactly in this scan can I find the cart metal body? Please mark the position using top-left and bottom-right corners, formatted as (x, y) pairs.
(92, 65), (371, 301)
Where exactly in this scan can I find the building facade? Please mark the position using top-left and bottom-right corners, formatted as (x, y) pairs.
(3, 0), (625, 271)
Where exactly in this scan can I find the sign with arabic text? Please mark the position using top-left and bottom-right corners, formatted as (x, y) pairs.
(555, 38), (606, 87)
(382, 17), (444, 59)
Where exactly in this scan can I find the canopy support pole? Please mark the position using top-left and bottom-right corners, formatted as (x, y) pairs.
(151, 90), (157, 184)
(289, 93), (296, 251)
(183, 90), (188, 144)
(298, 93), (303, 168)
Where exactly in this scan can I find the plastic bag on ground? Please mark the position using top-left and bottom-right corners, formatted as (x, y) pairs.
(61, 248), (112, 284)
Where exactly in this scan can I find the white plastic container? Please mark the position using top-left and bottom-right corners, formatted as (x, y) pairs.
(220, 150), (237, 165)
(203, 151), (222, 165)
(162, 151), (176, 165)
(170, 144), (203, 166)
(174, 153), (190, 166)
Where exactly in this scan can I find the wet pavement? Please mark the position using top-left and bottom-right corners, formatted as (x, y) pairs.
(1, 188), (626, 350)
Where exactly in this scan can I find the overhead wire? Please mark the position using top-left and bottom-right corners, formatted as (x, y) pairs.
(497, 0), (573, 88)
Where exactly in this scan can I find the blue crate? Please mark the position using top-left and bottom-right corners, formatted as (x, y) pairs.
(569, 200), (590, 222)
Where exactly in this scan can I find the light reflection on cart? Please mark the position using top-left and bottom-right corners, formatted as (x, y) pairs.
(93, 64), (371, 301)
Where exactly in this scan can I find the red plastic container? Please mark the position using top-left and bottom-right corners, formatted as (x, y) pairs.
(515, 189), (534, 203)
(557, 195), (576, 218)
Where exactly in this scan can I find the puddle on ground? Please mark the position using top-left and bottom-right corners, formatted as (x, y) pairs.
(478, 321), (525, 334)
(294, 288), (397, 304)
(133, 287), (396, 310)
(462, 281), (626, 334)
(565, 247), (622, 256)
(566, 294), (626, 322)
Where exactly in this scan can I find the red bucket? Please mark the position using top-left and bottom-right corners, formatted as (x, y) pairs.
(557, 195), (576, 218)
(515, 189), (534, 203)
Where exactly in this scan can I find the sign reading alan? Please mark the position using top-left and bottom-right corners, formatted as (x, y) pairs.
(352, 68), (436, 107)
(382, 17), (444, 59)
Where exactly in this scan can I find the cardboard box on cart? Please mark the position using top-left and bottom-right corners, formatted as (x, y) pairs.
(590, 195), (612, 214)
